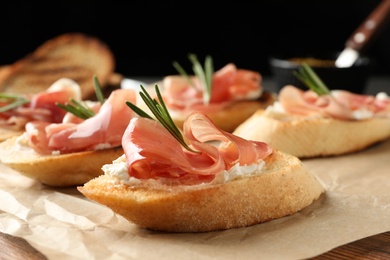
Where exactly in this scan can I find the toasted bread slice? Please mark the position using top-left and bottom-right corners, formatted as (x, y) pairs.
(0, 135), (124, 187)
(0, 33), (115, 99)
(78, 150), (324, 232)
(233, 109), (390, 158)
(0, 129), (24, 142)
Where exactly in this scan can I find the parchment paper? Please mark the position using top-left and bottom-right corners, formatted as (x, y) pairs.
(1, 139), (389, 260)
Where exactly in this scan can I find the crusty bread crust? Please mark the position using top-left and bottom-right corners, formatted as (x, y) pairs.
(171, 92), (276, 133)
(0, 129), (24, 142)
(0, 65), (11, 78)
(0, 136), (123, 187)
(0, 33), (115, 99)
(78, 150), (324, 232)
(233, 109), (390, 158)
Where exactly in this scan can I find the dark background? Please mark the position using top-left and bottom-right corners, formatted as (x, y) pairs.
(2, 1), (390, 78)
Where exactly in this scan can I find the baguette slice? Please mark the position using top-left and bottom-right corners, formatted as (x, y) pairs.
(233, 109), (390, 158)
(78, 149), (324, 232)
(0, 135), (123, 187)
(0, 129), (24, 142)
(0, 33), (115, 99)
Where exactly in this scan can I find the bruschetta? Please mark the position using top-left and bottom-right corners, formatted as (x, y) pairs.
(150, 54), (275, 132)
(78, 85), (324, 232)
(233, 64), (390, 158)
(0, 78), (137, 187)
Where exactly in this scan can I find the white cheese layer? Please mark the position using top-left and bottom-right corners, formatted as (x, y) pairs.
(102, 154), (266, 186)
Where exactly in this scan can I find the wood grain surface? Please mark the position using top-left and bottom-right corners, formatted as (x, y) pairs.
(1, 231), (389, 259)
(0, 232), (47, 260)
(313, 231), (390, 260)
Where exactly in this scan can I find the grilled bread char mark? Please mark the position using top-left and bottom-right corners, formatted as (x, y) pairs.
(0, 33), (116, 99)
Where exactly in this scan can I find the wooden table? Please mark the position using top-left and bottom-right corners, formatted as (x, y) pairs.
(1, 231), (389, 259)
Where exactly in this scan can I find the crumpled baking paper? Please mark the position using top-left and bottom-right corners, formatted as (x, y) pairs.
(1, 139), (389, 260)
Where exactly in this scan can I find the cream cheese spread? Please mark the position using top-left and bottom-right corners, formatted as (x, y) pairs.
(102, 154), (266, 186)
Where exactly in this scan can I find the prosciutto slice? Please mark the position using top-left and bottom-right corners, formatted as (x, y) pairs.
(161, 63), (262, 112)
(0, 78), (81, 129)
(279, 85), (390, 120)
(122, 112), (272, 183)
(26, 89), (136, 155)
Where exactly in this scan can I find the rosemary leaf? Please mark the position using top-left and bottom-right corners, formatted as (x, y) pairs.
(173, 53), (214, 105)
(56, 75), (105, 119)
(0, 93), (28, 99)
(188, 53), (213, 105)
(56, 98), (95, 119)
(293, 63), (331, 95)
(0, 96), (30, 113)
(125, 100), (152, 119)
(204, 55), (213, 98)
(93, 75), (105, 104)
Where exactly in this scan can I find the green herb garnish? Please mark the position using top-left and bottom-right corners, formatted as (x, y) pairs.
(56, 75), (105, 119)
(126, 84), (200, 153)
(293, 63), (331, 95)
(93, 75), (105, 105)
(173, 53), (213, 105)
(56, 99), (95, 119)
(0, 93), (30, 113)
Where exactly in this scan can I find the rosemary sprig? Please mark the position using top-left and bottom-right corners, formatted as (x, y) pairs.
(172, 53), (213, 105)
(293, 63), (331, 95)
(93, 75), (105, 105)
(126, 84), (200, 154)
(56, 75), (105, 119)
(0, 93), (30, 113)
(56, 99), (95, 119)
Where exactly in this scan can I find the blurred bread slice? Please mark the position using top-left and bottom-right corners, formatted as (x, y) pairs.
(0, 33), (116, 99)
(0, 135), (124, 187)
(233, 109), (390, 158)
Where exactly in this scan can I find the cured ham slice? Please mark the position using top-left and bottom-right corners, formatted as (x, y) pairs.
(212, 63), (262, 102)
(151, 61), (274, 133)
(279, 85), (390, 120)
(161, 63), (263, 112)
(122, 112), (272, 183)
(0, 78), (82, 129)
(25, 88), (136, 155)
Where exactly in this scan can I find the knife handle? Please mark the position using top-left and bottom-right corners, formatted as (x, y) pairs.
(346, 0), (390, 52)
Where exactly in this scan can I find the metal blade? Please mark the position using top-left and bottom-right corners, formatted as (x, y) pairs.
(335, 47), (359, 68)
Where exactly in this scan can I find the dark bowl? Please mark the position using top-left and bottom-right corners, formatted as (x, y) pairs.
(269, 52), (373, 93)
